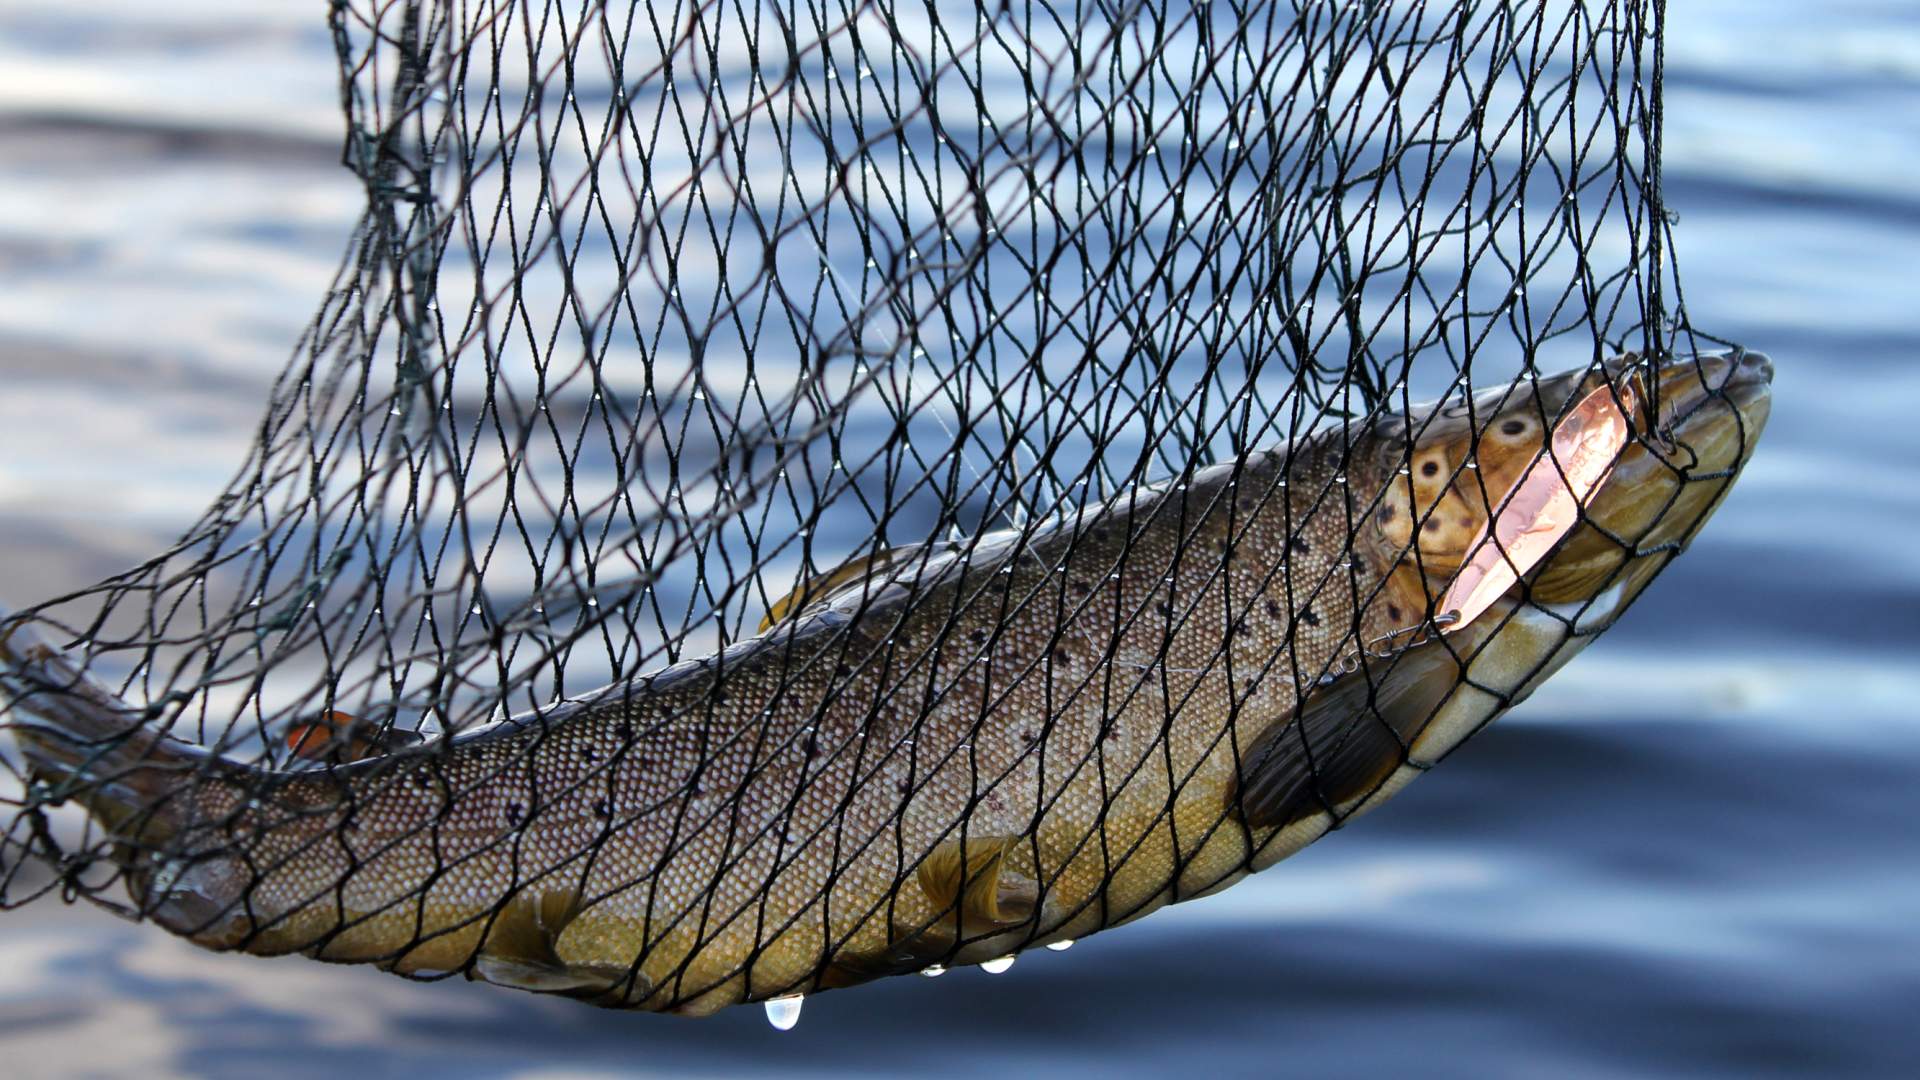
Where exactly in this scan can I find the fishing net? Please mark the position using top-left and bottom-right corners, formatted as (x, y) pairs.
(0, 0), (1711, 1012)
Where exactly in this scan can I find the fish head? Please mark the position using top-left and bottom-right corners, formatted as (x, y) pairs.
(1356, 349), (1774, 625)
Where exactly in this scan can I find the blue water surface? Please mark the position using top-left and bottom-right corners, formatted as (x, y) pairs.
(0, 2), (1914, 1077)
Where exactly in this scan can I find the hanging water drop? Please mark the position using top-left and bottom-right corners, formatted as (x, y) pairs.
(1046, 939), (1075, 952)
(921, 965), (946, 977)
(981, 954), (1016, 974)
(764, 994), (804, 1030)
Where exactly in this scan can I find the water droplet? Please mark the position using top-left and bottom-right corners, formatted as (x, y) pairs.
(921, 965), (946, 977)
(586, 597), (599, 608)
(981, 955), (1016, 974)
(470, 605), (483, 616)
(1046, 939), (1074, 952)
(764, 994), (804, 1030)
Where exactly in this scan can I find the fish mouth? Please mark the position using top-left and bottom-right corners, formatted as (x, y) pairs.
(1525, 348), (1774, 605)
(1642, 347), (1773, 444)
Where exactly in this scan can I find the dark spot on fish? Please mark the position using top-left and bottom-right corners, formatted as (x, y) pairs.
(689, 782), (704, 797)
(802, 734), (819, 757)
(1387, 604), (1403, 621)
(1020, 729), (1036, 744)
(1289, 537), (1310, 554)
(615, 721), (634, 742)
(506, 802), (524, 824)
(639, 757), (655, 770)
(1156, 601), (1172, 617)
(1377, 504), (1396, 523)
(895, 780), (911, 795)
(1069, 578), (1091, 595)
(1501, 419), (1527, 436)
(592, 799), (612, 818)
(1052, 646), (1073, 665)
(970, 628), (989, 645)
(1265, 598), (1284, 619)
(1300, 609), (1321, 627)
(1458, 517), (1473, 529)
(1232, 617), (1249, 635)
(413, 771), (432, 790)
(1421, 461), (1441, 478)
(582, 747), (600, 763)
(1422, 519), (1439, 534)
(835, 662), (853, 679)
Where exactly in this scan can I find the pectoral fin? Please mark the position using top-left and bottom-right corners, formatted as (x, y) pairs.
(1237, 636), (1463, 830)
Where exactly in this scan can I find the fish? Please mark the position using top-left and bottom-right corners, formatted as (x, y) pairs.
(0, 349), (1773, 1018)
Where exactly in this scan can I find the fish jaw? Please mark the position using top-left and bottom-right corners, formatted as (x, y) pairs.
(1531, 349), (1774, 605)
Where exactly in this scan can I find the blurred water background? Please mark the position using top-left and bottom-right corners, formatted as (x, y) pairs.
(0, 1), (1916, 1077)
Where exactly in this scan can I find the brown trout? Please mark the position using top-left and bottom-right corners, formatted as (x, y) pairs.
(0, 349), (1772, 1019)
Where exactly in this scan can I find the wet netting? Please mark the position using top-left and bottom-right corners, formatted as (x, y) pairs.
(1, 0), (1710, 1016)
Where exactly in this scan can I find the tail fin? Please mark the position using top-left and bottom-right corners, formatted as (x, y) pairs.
(0, 610), (194, 840)
(2, 610), (257, 945)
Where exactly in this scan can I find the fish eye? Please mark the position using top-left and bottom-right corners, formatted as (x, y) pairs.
(1420, 460), (1441, 478)
(1499, 418), (1529, 436)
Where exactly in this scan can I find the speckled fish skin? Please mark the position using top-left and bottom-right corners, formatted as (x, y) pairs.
(3, 350), (1773, 1017)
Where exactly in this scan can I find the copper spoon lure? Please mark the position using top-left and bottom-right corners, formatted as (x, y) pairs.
(1436, 378), (1639, 629)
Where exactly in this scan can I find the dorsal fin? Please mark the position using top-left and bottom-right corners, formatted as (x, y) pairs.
(1236, 635), (1463, 830)
(759, 544), (935, 631)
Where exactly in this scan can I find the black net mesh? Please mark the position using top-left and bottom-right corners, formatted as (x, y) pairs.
(0, 0), (1738, 1018)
